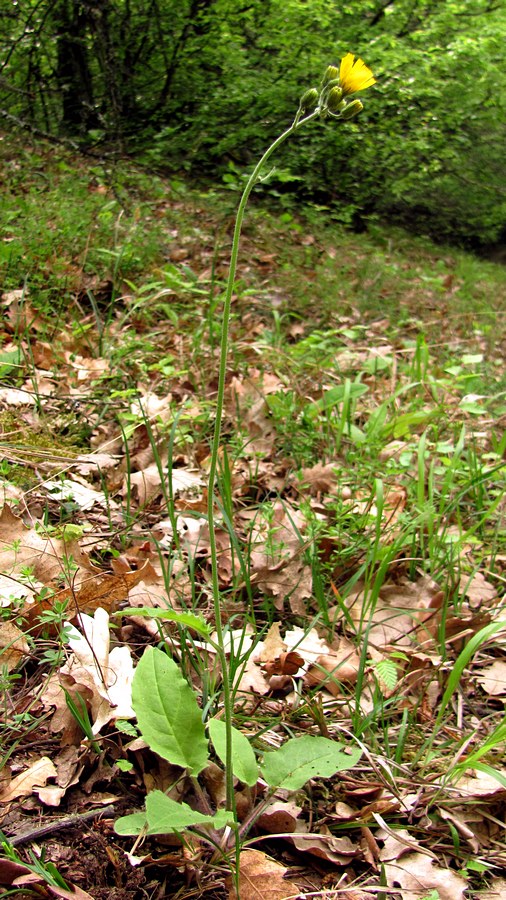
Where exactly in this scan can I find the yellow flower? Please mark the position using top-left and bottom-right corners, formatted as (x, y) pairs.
(339, 53), (376, 95)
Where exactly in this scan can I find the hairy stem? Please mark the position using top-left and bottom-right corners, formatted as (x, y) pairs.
(206, 108), (319, 812)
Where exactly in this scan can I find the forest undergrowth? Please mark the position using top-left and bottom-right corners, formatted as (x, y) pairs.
(1, 134), (506, 900)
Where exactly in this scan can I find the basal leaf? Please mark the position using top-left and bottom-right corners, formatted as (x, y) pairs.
(114, 812), (148, 836)
(132, 646), (208, 775)
(146, 790), (232, 832)
(208, 718), (259, 787)
(261, 735), (361, 791)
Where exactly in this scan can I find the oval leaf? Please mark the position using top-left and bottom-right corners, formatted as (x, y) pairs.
(146, 790), (232, 832)
(114, 812), (148, 836)
(132, 646), (208, 775)
(261, 735), (361, 791)
(208, 718), (259, 787)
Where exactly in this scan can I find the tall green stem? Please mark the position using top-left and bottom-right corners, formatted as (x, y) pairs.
(206, 109), (319, 811)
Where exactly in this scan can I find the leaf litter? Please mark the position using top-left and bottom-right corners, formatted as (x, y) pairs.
(1, 154), (506, 899)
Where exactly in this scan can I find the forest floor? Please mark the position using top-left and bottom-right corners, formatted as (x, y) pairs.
(1, 133), (506, 900)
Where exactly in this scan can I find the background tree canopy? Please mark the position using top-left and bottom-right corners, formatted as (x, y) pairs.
(2, 0), (505, 248)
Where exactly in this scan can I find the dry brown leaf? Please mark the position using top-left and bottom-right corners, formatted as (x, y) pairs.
(285, 824), (360, 866)
(475, 659), (506, 696)
(0, 571), (37, 609)
(129, 390), (173, 423)
(453, 767), (506, 799)
(42, 478), (111, 511)
(0, 756), (57, 803)
(74, 452), (119, 474)
(40, 674), (89, 744)
(438, 807), (480, 853)
(0, 857), (32, 885)
(0, 478), (23, 506)
(58, 607), (135, 734)
(229, 373), (283, 457)
(263, 650), (304, 677)
(345, 575), (439, 650)
(258, 622), (286, 662)
(36, 784), (67, 806)
(0, 504), (94, 587)
(24, 563), (149, 630)
(0, 387), (37, 406)
(63, 350), (109, 382)
(459, 571), (498, 607)
(2, 289), (45, 333)
(27, 880), (96, 900)
(478, 877), (506, 898)
(126, 460), (202, 506)
(234, 651), (271, 697)
(0, 620), (30, 671)
(201, 762), (227, 810)
(298, 462), (338, 495)
(250, 556), (312, 615)
(228, 849), (295, 900)
(383, 851), (467, 899)
(305, 641), (361, 696)
(256, 799), (302, 834)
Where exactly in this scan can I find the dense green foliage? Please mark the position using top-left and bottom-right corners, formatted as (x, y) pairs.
(1, 0), (505, 246)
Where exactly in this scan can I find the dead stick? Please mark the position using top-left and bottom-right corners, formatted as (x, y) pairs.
(5, 804), (116, 847)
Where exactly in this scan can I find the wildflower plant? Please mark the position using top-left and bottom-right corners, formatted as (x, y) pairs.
(115, 52), (375, 887)
(205, 51), (376, 809)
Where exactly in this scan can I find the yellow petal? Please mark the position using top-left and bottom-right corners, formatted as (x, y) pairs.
(339, 53), (376, 95)
(339, 53), (355, 83)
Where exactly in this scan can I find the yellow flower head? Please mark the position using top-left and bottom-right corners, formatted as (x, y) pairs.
(339, 53), (376, 96)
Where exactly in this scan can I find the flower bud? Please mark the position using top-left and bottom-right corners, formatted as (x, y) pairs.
(299, 88), (319, 114)
(322, 65), (339, 86)
(340, 99), (364, 119)
(326, 86), (343, 112)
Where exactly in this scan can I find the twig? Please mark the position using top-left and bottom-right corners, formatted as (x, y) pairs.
(5, 803), (116, 847)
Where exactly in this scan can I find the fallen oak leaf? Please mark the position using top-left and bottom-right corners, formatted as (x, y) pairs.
(284, 823), (361, 866)
(452, 767), (506, 799)
(256, 799), (302, 834)
(263, 651), (305, 677)
(23, 562), (150, 630)
(12, 873), (96, 900)
(475, 659), (506, 696)
(304, 641), (361, 696)
(0, 504), (95, 587)
(382, 851), (467, 900)
(0, 858), (32, 885)
(0, 757), (57, 803)
(0, 620), (30, 672)
(58, 607), (135, 734)
(228, 849), (296, 900)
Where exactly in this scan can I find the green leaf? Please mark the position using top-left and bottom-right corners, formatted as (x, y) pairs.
(261, 735), (361, 791)
(208, 718), (259, 787)
(0, 347), (22, 377)
(114, 812), (148, 836)
(114, 792), (233, 838)
(305, 383), (368, 419)
(373, 659), (398, 692)
(132, 647), (209, 775)
(391, 409), (439, 438)
(119, 607), (211, 637)
(145, 790), (232, 832)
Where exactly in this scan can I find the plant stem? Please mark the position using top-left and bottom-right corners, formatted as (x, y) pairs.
(206, 108), (319, 812)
